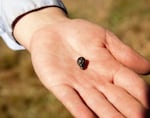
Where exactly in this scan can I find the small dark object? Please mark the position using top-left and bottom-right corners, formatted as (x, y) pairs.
(77, 57), (88, 70)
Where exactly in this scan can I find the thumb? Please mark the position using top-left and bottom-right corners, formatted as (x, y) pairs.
(105, 30), (150, 75)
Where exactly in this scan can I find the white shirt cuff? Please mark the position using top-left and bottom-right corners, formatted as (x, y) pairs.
(0, 0), (67, 50)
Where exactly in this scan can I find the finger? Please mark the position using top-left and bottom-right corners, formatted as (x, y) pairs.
(77, 86), (125, 118)
(98, 83), (147, 118)
(105, 30), (150, 75)
(50, 85), (96, 118)
(113, 66), (150, 109)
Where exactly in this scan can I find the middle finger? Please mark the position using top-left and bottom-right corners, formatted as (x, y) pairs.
(77, 86), (125, 118)
(98, 83), (146, 118)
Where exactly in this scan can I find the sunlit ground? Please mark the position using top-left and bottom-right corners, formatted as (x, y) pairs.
(0, 0), (149, 117)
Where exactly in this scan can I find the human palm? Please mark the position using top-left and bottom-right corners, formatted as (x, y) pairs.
(30, 19), (150, 118)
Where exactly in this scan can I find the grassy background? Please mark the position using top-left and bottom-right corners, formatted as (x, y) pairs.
(0, 0), (150, 117)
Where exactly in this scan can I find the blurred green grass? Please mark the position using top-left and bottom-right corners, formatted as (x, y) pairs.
(0, 0), (150, 117)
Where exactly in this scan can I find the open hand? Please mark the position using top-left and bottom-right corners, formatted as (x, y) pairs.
(30, 19), (150, 118)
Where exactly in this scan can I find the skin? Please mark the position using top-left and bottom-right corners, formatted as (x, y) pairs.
(13, 7), (150, 118)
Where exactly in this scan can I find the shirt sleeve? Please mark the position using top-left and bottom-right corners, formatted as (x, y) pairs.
(0, 0), (67, 50)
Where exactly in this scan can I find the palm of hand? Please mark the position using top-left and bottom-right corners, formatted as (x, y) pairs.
(30, 19), (150, 118)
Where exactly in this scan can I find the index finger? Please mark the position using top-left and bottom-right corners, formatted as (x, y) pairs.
(113, 66), (150, 109)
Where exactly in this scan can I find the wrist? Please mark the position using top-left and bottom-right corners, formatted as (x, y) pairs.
(13, 7), (69, 50)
